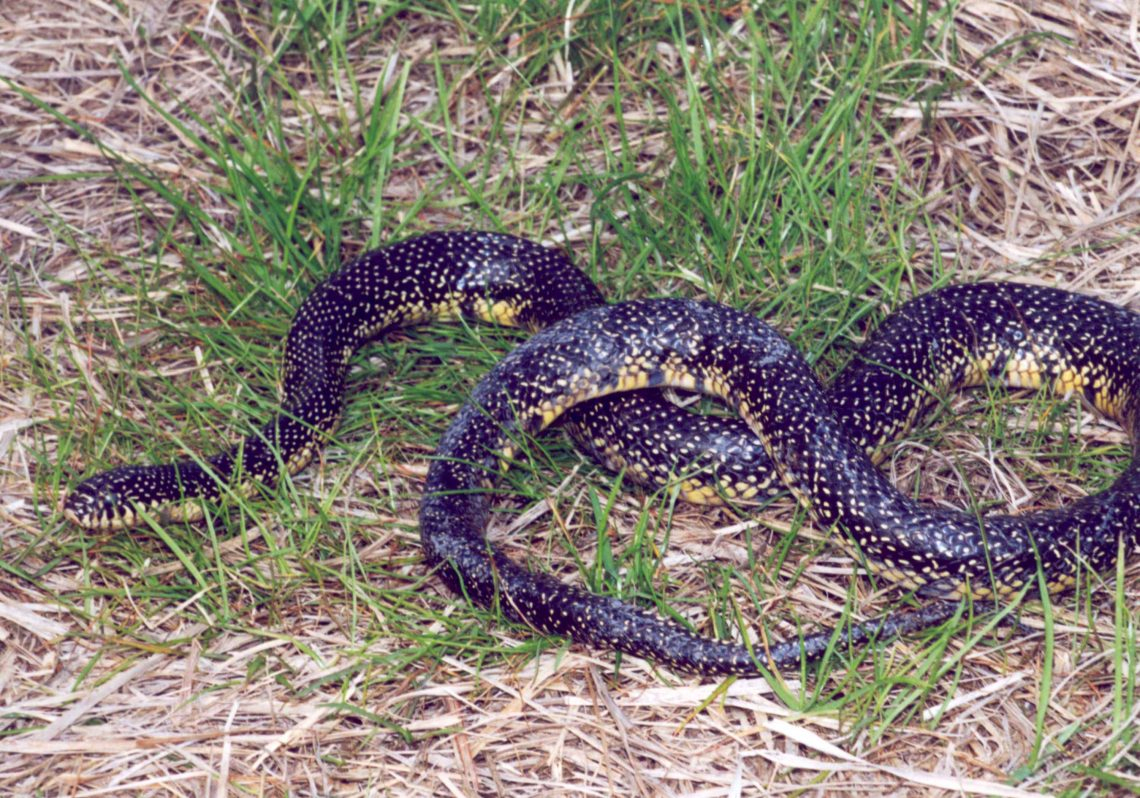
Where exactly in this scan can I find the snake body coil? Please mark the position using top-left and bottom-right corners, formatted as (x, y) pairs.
(65, 232), (1140, 675)
(422, 291), (1140, 672)
(65, 233), (777, 531)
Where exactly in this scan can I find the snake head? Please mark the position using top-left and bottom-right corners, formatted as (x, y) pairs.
(63, 466), (159, 531)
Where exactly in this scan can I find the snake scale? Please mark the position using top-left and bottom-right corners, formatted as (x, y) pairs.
(65, 232), (1140, 675)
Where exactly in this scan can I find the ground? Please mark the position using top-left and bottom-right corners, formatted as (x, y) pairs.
(1, 1), (1138, 795)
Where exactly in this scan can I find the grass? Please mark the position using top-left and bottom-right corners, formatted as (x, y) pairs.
(2, 0), (1139, 794)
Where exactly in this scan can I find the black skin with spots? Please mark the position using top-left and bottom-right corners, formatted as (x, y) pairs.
(65, 232), (1140, 674)
(67, 232), (775, 530)
(423, 293), (1140, 674)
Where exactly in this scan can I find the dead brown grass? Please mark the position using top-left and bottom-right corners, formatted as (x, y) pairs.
(2, 0), (1139, 795)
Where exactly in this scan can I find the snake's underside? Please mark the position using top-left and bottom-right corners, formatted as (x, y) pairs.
(66, 232), (1140, 675)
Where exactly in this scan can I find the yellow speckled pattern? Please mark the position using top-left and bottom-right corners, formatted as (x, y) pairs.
(64, 232), (784, 533)
(423, 285), (1140, 674)
(63, 232), (1140, 676)
(67, 233), (801, 533)
(65, 233), (605, 530)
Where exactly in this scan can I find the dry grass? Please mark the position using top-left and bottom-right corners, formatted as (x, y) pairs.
(2, 0), (1139, 795)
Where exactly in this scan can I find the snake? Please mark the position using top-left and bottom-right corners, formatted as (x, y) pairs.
(65, 232), (1140, 675)
(64, 233), (778, 530)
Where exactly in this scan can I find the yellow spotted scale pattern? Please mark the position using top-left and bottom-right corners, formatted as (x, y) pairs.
(63, 232), (1140, 674)
(422, 289), (1140, 674)
(64, 233), (775, 531)
(64, 230), (784, 533)
(66, 233), (602, 529)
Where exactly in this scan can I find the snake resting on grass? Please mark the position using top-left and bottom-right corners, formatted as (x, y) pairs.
(65, 232), (1140, 675)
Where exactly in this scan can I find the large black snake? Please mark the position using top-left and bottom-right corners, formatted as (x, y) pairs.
(65, 232), (1140, 675)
